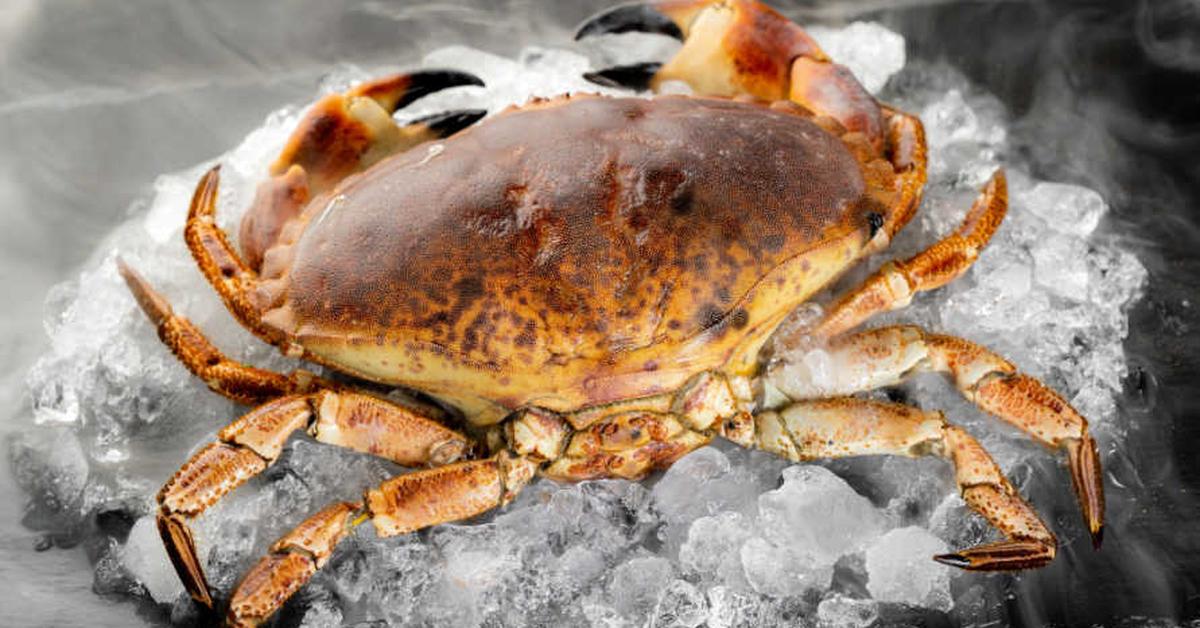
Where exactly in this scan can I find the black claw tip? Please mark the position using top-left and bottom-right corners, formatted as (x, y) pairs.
(575, 3), (684, 40)
(409, 109), (488, 138)
(932, 552), (972, 569)
(396, 69), (485, 110)
(583, 62), (663, 92)
(1091, 526), (1104, 550)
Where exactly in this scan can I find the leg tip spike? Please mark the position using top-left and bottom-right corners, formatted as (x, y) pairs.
(932, 552), (972, 569)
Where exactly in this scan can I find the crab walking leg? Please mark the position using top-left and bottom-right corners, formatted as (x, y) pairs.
(750, 398), (1056, 569)
(807, 170), (1008, 340)
(226, 454), (537, 627)
(773, 324), (1104, 544)
(877, 107), (929, 243)
(156, 391), (470, 608)
(117, 259), (331, 405)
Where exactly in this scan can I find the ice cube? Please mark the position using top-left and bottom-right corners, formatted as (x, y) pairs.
(678, 512), (754, 588)
(705, 585), (771, 628)
(607, 555), (675, 618)
(757, 466), (887, 567)
(864, 527), (953, 611)
(650, 579), (708, 628)
(740, 536), (823, 598)
(121, 516), (184, 604)
(816, 593), (879, 628)
(10, 428), (89, 515)
(807, 22), (906, 94)
(922, 90), (980, 150)
(653, 447), (764, 553)
(298, 598), (344, 628)
(1032, 233), (1090, 301)
(738, 465), (887, 597)
(1017, 182), (1106, 238)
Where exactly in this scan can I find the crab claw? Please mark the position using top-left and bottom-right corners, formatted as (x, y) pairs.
(269, 68), (485, 192)
(576, 2), (689, 40)
(583, 62), (665, 92)
(350, 68), (484, 112)
(577, 0), (883, 149)
(406, 108), (488, 138)
(243, 69), (486, 269)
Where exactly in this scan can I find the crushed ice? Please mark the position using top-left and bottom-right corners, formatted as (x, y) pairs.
(10, 19), (1146, 628)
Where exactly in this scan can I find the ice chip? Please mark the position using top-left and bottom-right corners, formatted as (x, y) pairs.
(650, 579), (708, 628)
(10, 428), (89, 513)
(1032, 233), (1091, 301)
(653, 447), (761, 552)
(121, 516), (185, 604)
(1018, 181), (1106, 238)
(705, 585), (768, 628)
(298, 598), (344, 628)
(757, 466), (886, 565)
(740, 536), (823, 597)
(816, 593), (879, 628)
(922, 90), (979, 150)
(607, 555), (675, 618)
(864, 527), (953, 611)
(807, 22), (906, 94)
(678, 511), (754, 587)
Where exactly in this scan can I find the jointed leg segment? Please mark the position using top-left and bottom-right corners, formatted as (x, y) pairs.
(808, 170), (1008, 341)
(773, 324), (1104, 545)
(118, 260), (328, 405)
(754, 397), (1056, 569)
(156, 390), (470, 608)
(227, 453), (537, 627)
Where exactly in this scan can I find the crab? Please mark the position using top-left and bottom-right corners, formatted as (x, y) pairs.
(115, 1), (1105, 625)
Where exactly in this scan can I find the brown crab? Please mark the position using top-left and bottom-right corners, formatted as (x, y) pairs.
(116, 1), (1105, 625)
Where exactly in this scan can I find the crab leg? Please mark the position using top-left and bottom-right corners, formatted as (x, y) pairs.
(226, 453), (537, 627)
(751, 398), (1056, 569)
(117, 260), (331, 405)
(771, 324), (1104, 545)
(801, 169), (1007, 341)
(156, 391), (470, 608)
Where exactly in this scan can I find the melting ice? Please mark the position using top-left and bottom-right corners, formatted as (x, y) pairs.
(11, 19), (1146, 628)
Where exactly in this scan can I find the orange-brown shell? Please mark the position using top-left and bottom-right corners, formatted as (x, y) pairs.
(257, 95), (897, 422)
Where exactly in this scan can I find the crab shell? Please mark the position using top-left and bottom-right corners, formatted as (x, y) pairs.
(251, 94), (903, 423)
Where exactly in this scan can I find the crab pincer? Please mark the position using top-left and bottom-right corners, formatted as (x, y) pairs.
(240, 68), (486, 269)
(577, 0), (883, 149)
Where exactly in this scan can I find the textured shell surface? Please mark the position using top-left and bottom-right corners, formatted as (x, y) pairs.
(260, 95), (890, 420)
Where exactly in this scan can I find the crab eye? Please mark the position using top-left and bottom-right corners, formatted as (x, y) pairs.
(867, 211), (885, 238)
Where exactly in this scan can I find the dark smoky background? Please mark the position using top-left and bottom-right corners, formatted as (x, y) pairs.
(0, 0), (1196, 626)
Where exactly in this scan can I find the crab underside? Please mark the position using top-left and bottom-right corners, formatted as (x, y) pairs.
(112, 2), (1106, 626)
